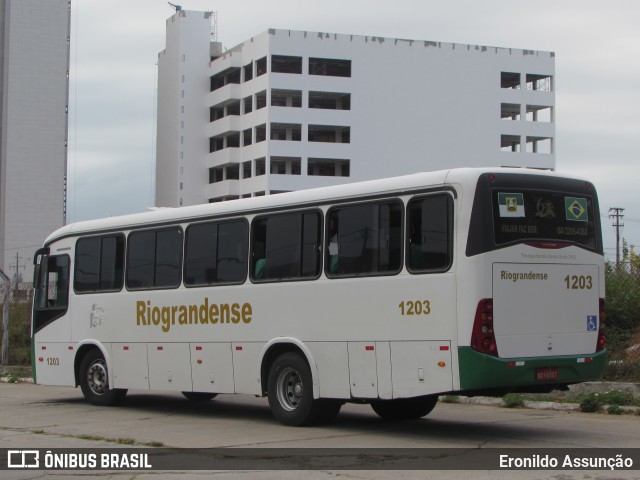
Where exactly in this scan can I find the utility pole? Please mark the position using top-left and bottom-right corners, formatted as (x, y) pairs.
(8, 252), (25, 283)
(609, 207), (625, 267)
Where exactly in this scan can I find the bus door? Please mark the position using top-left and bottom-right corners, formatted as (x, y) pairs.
(32, 250), (73, 385)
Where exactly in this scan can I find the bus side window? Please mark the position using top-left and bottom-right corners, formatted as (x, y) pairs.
(407, 194), (453, 272)
(250, 211), (321, 281)
(326, 201), (403, 276)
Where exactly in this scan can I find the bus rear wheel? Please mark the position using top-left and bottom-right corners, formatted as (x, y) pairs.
(267, 352), (340, 426)
(79, 349), (127, 406)
(371, 395), (438, 420)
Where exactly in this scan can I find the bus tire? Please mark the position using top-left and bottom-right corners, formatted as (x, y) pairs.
(267, 352), (324, 426)
(79, 349), (127, 406)
(182, 392), (217, 402)
(371, 395), (438, 420)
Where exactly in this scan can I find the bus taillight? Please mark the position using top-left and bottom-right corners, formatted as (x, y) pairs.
(597, 298), (606, 351)
(471, 299), (498, 357)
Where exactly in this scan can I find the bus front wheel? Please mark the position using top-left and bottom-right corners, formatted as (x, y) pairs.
(79, 349), (127, 406)
(371, 395), (438, 420)
(267, 352), (340, 426)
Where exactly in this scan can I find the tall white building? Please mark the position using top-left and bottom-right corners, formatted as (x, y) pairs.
(0, 0), (70, 280)
(156, 10), (554, 207)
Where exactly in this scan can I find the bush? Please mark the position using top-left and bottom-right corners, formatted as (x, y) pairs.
(580, 393), (602, 413)
(600, 390), (635, 406)
(502, 393), (525, 408)
(607, 405), (624, 415)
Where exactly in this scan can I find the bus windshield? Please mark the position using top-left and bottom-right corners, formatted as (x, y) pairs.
(466, 172), (602, 256)
(492, 189), (597, 249)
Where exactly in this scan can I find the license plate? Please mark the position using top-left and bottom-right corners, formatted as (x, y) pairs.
(536, 367), (559, 381)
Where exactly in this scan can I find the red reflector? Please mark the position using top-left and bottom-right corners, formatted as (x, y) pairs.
(507, 361), (516, 367)
(365, 346), (374, 351)
(439, 346), (449, 351)
(195, 346), (203, 351)
(123, 346), (129, 351)
(41, 346), (46, 350)
(585, 357), (593, 363)
(68, 346), (74, 350)
(157, 346), (163, 351)
(235, 346), (243, 351)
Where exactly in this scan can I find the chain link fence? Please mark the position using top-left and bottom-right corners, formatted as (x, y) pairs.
(602, 263), (640, 381)
(1, 270), (639, 382)
(0, 280), (33, 367)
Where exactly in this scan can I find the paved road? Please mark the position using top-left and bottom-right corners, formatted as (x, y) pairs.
(1, 383), (639, 479)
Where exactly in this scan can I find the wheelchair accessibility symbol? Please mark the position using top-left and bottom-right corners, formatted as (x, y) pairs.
(587, 316), (598, 332)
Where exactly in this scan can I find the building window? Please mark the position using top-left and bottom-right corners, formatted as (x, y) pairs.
(243, 96), (253, 114)
(526, 74), (552, 92)
(243, 62), (253, 82)
(308, 125), (350, 143)
(309, 91), (350, 110)
(243, 128), (252, 146)
(210, 67), (241, 92)
(501, 72), (520, 89)
(127, 228), (183, 290)
(255, 124), (266, 143)
(255, 158), (266, 176)
(227, 101), (240, 116)
(243, 161), (252, 179)
(251, 211), (321, 281)
(208, 133), (239, 152)
(271, 55), (302, 74)
(256, 90), (267, 110)
(210, 107), (224, 122)
(526, 136), (553, 154)
(526, 105), (553, 122)
(271, 89), (302, 108)
(256, 56), (267, 77)
(501, 103), (521, 121)
(184, 220), (248, 286)
(226, 164), (240, 180)
(326, 201), (402, 276)
(501, 135), (521, 152)
(308, 158), (350, 177)
(209, 166), (224, 183)
(270, 156), (301, 175)
(309, 57), (351, 77)
(270, 123), (302, 141)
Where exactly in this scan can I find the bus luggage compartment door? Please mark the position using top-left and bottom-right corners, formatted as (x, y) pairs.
(390, 341), (452, 398)
(492, 263), (600, 358)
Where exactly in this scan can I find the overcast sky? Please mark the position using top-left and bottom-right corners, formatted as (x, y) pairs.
(67, 0), (640, 261)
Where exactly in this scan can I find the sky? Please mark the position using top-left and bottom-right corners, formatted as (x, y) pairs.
(67, 0), (640, 262)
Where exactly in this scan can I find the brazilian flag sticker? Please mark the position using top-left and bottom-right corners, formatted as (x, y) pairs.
(565, 197), (588, 222)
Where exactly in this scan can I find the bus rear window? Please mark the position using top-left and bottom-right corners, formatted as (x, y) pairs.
(493, 190), (596, 249)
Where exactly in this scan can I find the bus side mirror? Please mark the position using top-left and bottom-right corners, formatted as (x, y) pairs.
(32, 247), (48, 285)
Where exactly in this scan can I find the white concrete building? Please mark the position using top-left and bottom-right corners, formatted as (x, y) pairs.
(156, 10), (554, 207)
(0, 0), (70, 281)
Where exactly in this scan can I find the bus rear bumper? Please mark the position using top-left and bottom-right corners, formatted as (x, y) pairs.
(458, 346), (607, 393)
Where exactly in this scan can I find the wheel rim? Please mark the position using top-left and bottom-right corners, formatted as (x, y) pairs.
(87, 360), (108, 396)
(276, 367), (303, 411)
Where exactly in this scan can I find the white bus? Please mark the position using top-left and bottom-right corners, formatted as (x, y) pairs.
(31, 168), (606, 425)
